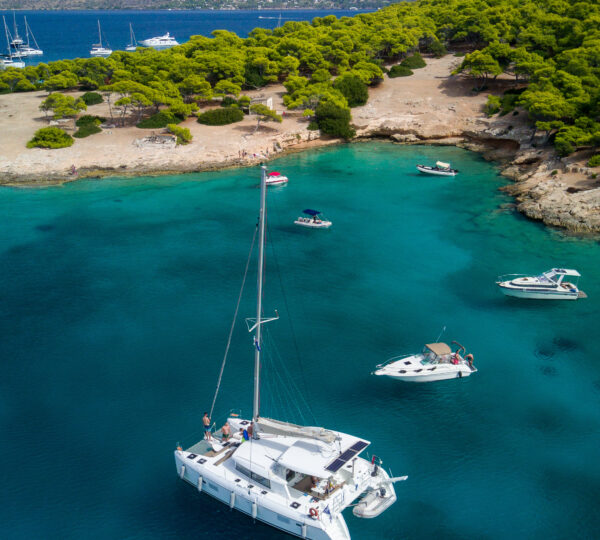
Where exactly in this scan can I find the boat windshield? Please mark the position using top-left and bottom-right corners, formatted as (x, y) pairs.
(540, 272), (559, 284)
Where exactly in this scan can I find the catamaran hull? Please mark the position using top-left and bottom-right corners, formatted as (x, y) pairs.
(174, 451), (350, 540)
(497, 285), (578, 300)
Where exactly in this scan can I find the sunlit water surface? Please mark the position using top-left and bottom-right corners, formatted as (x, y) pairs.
(1, 142), (599, 539)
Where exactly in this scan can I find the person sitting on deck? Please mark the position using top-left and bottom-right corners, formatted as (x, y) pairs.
(465, 353), (474, 369)
(221, 421), (231, 441)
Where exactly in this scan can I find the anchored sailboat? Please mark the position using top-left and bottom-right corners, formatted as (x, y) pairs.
(125, 23), (138, 51)
(19, 17), (43, 56)
(174, 166), (405, 539)
(1, 16), (25, 68)
(90, 20), (112, 57)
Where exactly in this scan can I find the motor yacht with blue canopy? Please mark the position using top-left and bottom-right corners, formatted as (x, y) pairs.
(295, 209), (332, 229)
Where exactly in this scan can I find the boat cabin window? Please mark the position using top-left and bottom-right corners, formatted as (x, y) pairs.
(235, 463), (271, 489)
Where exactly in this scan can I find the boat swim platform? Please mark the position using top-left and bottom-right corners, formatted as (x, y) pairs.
(578, 291), (588, 299)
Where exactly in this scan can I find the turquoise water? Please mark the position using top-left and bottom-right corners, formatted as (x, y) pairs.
(1, 142), (599, 539)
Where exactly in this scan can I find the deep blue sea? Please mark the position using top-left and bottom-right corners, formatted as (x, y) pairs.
(1, 142), (599, 539)
(0, 9), (371, 64)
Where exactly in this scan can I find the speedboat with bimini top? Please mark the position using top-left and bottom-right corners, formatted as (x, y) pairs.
(175, 166), (405, 539)
(295, 209), (332, 229)
(265, 170), (288, 185)
(374, 341), (476, 382)
(496, 268), (585, 300)
(416, 161), (458, 176)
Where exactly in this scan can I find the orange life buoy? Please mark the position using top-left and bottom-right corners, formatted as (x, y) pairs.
(309, 507), (319, 519)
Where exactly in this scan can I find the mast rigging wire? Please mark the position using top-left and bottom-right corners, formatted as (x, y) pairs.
(209, 223), (258, 419)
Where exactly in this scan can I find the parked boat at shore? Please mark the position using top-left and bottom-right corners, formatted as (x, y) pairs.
(416, 161), (458, 176)
(496, 268), (585, 300)
(374, 341), (476, 382)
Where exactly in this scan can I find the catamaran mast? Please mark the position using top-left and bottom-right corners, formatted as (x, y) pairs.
(253, 165), (267, 426)
(97, 20), (102, 48)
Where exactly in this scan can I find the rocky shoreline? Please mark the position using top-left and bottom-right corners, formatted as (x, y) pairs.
(1, 55), (598, 234)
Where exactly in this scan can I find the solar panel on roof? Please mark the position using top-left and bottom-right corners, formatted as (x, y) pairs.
(338, 449), (357, 462)
(325, 458), (346, 473)
(350, 440), (368, 452)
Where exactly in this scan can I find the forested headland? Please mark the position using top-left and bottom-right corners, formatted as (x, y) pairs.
(1, 0), (599, 161)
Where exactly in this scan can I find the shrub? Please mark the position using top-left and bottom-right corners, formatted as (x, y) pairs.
(333, 74), (368, 108)
(137, 111), (183, 129)
(388, 65), (413, 78)
(74, 124), (102, 138)
(167, 123), (193, 145)
(314, 101), (355, 140)
(485, 95), (501, 116)
(75, 115), (105, 127)
(454, 52), (466, 57)
(197, 107), (244, 126)
(81, 92), (103, 106)
(27, 127), (74, 149)
(551, 169), (558, 176)
(400, 53), (426, 69)
(428, 40), (448, 58)
(307, 120), (319, 130)
(221, 96), (238, 107)
(588, 154), (600, 167)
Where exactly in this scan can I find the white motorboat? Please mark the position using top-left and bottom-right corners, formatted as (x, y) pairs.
(125, 23), (138, 51)
(174, 166), (405, 539)
(90, 20), (112, 57)
(374, 342), (476, 383)
(139, 32), (178, 49)
(265, 170), (289, 185)
(496, 268), (585, 300)
(295, 209), (332, 229)
(416, 161), (458, 176)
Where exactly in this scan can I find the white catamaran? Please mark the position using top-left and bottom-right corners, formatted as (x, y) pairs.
(174, 166), (405, 539)
(2, 16), (25, 69)
(90, 20), (112, 57)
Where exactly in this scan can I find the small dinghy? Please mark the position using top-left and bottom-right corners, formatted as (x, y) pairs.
(496, 268), (584, 300)
(353, 470), (406, 519)
(294, 209), (332, 228)
(265, 171), (288, 185)
(416, 161), (458, 176)
(374, 341), (476, 383)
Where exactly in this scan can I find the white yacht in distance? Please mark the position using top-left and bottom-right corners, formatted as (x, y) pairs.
(139, 32), (178, 49)
(496, 268), (585, 300)
(90, 20), (112, 57)
(174, 166), (405, 539)
(125, 23), (138, 51)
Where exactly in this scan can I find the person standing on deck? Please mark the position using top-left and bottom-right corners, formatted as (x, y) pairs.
(203, 412), (212, 440)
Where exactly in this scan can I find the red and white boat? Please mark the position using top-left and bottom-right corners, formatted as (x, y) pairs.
(266, 171), (289, 186)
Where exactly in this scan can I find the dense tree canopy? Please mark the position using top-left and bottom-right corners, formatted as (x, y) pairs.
(1, 0), (598, 154)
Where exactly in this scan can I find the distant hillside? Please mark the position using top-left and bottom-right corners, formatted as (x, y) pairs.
(0, 0), (393, 10)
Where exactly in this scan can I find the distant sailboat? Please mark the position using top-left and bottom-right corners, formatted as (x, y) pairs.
(1, 16), (25, 68)
(9, 11), (23, 49)
(125, 23), (138, 51)
(90, 20), (112, 57)
(18, 17), (43, 57)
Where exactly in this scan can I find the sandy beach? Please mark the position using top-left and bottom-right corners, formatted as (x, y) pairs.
(1, 55), (598, 232)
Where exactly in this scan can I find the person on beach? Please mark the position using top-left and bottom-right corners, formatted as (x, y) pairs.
(221, 421), (231, 441)
(203, 412), (212, 440)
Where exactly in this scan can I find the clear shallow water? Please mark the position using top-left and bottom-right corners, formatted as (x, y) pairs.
(0, 9), (370, 64)
(0, 142), (599, 539)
